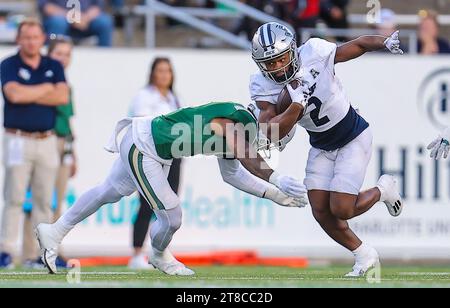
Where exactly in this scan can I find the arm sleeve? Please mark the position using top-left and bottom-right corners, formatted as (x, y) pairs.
(305, 38), (337, 73)
(0, 60), (18, 88)
(217, 158), (269, 198)
(52, 60), (67, 83)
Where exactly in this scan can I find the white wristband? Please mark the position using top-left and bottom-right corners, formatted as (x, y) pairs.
(263, 187), (277, 200)
(442, 126), (450, 141)
(269, 171), (281, 188)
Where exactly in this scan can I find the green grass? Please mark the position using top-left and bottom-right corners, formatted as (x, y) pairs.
(1, 265), (450, 288)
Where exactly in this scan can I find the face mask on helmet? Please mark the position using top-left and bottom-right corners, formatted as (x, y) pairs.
(265, 53), (297, 83)
(255, 42), (299, 84)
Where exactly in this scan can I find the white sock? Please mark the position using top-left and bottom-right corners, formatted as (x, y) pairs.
(52, 217), (74, 243)
(376, 185), (386, 202)
(136, 252), (146, 258)
(152, 247), (176, 263)
(48, 181), (124, 244)
(352, 243), (371, 260)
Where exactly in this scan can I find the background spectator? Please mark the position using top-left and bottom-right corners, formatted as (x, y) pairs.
(49, 35), (77, 222)
(127, 57), (183, 270)
(291, 0), (320, 41)
(320, 0), (349, 41)
(110, 0), (125, 10)
(22, 35), (77, 269)
(38, 0), (113, 47)
(375, 8), (397, 38)
(271, 0), (293, 22)
(417, 9), (450, 55)
(233, 0), (268, 41)
(0, 18), (68, 268)
(373, 9), (407, 53)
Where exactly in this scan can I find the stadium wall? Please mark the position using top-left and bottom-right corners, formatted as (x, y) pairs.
(0, 47), (449, 260)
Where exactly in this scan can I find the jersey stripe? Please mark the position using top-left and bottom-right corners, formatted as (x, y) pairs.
(128, 145), (165, 210)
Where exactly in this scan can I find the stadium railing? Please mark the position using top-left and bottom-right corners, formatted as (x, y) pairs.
(0, 2), (33, 44)
(134, 0), (285, 49)
(348, 14), (450, 26)
(133, 1), (450, 50)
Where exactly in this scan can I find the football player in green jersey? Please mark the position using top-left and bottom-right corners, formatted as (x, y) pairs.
(36, 102), (308, 276)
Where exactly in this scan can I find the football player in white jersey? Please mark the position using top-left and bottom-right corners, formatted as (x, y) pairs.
(250, 22), (404, 277)
(428, 126), (450, 159)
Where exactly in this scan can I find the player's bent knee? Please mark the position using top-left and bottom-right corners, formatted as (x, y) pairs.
(168, 207), (183, 231)
(157, 206), (182, 233)
(98, 181), (124, 204)
(312, 208), (330, 223)
(330, 203), (354, 220)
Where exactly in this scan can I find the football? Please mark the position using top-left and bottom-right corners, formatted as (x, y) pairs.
(275, 79), (302, 119)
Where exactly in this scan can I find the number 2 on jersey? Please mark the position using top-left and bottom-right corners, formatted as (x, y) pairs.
(307, 97), (330, 127)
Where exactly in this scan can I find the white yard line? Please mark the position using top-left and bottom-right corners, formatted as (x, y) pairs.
(399, 272), (450, 276)
(0, 272), (137, 275)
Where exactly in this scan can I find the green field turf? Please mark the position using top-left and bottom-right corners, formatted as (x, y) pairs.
(1, 265), (450, 288)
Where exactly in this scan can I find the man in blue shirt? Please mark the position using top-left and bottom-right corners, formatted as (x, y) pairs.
(39, 0), (113, 47)
(0, 18), (69, 268)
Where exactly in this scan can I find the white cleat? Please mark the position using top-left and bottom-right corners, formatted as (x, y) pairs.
(128, 254), (155, 270)
(150, 252), (195, 276)
(35, 224), (59, 274)
(377, 175), (403, 217)
(345, 247), (380, 278)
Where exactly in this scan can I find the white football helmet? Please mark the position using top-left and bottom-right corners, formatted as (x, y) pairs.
(252, 22), (300, 85)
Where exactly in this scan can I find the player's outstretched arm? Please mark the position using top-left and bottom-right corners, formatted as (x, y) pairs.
(211, 118), (306, 198)
(428, 126), (450, 160)
(217, 158), (306, 207)
(335, 30), (403, 63)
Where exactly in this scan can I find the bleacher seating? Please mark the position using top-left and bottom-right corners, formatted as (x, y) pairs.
(0, 0), (448, 48)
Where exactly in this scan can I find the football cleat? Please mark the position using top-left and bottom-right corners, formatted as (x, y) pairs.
(345, 247), (380, 278)
(35, 224), (59, 274)
(149, 250), (195, 276)
(377, 175), (403, 217)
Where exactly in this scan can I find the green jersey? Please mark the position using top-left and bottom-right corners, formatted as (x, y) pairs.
(151, 102), (257, 159)
(55, 88), (74, 137)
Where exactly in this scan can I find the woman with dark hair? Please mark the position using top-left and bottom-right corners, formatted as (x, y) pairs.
(417, 9), (450, 54)
(128, 57), (182, 270)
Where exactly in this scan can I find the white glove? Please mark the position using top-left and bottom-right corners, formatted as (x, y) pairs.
(427, 127), (450, 160)
(384, 30), (404, 54)
(286, 79), (309, 109)
(264, 187), (308, 208)
(269, 171), (307, 198)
